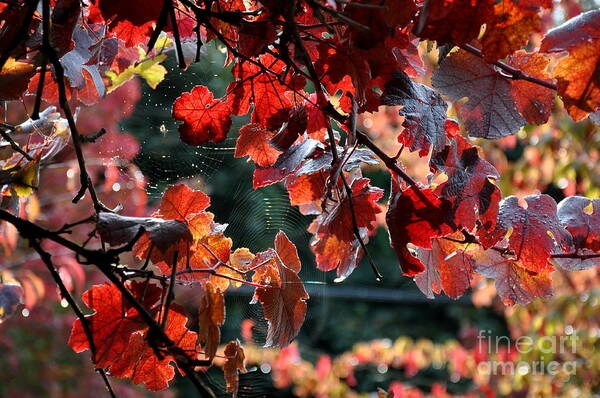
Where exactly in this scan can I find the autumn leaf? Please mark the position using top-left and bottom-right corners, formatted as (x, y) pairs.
(89, 0), (162, 47)
(253, 138), (320, 188)
(382, 70), (448, 157)
(430, 127), (501, 232)
(134, 184), (214, 267)
(415, 236), (475, 300)
(0, 58), (35, 100)
(386, 185), (455, 276)
(472, 248), (553, 306)
(311, 177), (383, 243)
(479, 195), (573, 273)
(198, 282), (225, 361)
(507, 51), (555, 124)
(97, 212), (192, 252)
(252, 232), (309, 347)
(157, 184), (211, 222)
(68, 282), (198, 390)
(553, 196), (600, 270)
(415, 0), (494, 45)
(172, 85), (233, 145)
(432, 50), (526, 139)
(310, 233), (364, 282)
(480, 1), (541, 62)
(106, 306), (199, 391)
(540, 9), (600, 121)
(228, 54), (305, 130)
(234, 123), (282, 167)
(223, 340), (246, 397)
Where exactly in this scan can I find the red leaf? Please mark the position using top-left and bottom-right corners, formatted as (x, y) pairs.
(415, 0), (494, 45)
(68, 282), (157, 369)
(415, 237), (474, 299)
(507, 51), (555, 124)
(310, 233), (363, 282)
(312, 178), (383, 243)
(107, 306), (199, 391)
(89, 0), (162, 47)
(234, 123), (282, 167)
(252, 232), (308, 347)
(252, 138), (320, 188)
(480, 1), (541, 62)
(223, 340), (246, 397)
(472, 248), (553, 306)
(386, 185), (455, 276)
(228, 54), (305, 130)
(479, 195), (573, 273)
(554, 196), (600, 270)
(68, 282), (198, 390)
(382, 70), (448, 157)
(432, 50), (526, 139)
(172, 85), (233, 145)
(285, 171), (327, 215)
(557, 196), (600, 251)
(158, 184), (211, 221)
(540, 9), (600, 121)
(198, 281), (225, 361)
(430, 129), (501, 231)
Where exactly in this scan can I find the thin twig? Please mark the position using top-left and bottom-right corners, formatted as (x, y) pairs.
(460, 44), (557, 91)
(32, 60), (48, 120)
(30, 239), (116, 397)
(0, 129), (34, 161)
(40, 0), (111, 213)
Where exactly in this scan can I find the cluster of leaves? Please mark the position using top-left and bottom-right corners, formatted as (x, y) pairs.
(0, 0), (599, 395)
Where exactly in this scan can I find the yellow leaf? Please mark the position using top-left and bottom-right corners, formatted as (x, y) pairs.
(106, 52), (167, 93)
(12, 158), (40, 197)
(0, 58), (35, 101)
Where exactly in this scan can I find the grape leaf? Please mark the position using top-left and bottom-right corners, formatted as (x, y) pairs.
(507, 51), (555, 124)
(386, 185), (455, 276)
(480, 1), (541, 62)
(234, 123), (282, 167)
(472, 248), (553, 306)
(553, 196), (600, 270)
(198, 281), (225, 361)
(479, 195), (573, 273)
(311, 232), (364, 282)
(415, 0), (494, 45)
(0, 58), (35, 100)
(105, 306), (199, 391)
(430, 127), (500, 231)
(285, 171), (327, 215)
(311, 177), (383, 243)
(223, 340), (246, 397)
(68, 281), (198, 390)
(158, 184), (211, 222)
(540, 9), (600, 121)
(415, 237), (475, 300)
(251, 232), (308, 347)
(253, 138), (320, 188)
(89, 0), (162, 47)
(432, 50), (526, 139)
(228, 54), (305, 131)
(381, 70), (448, 157)
(97, 212), (192, 252)
(172, 85), (233, 145)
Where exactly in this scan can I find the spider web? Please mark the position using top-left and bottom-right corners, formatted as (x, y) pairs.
(119, 55), (332, 395)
